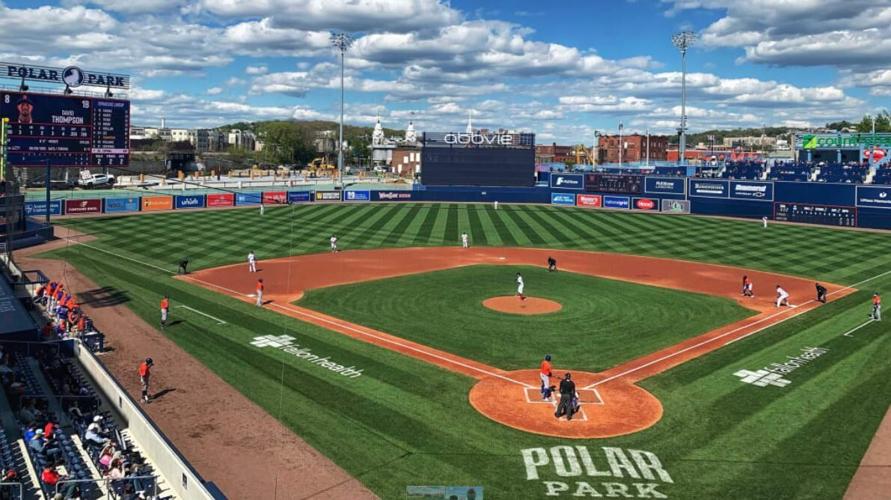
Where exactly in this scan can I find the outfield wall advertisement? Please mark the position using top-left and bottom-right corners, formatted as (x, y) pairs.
(603, 196), (630, 209)
(855, 186), (891, 209)
(576, 194), (602, 208)
(64, 199), (101, 215)
(550, 174), (584, 190)
(262, 191), (287, 205)
(632, 198), (659, 211)
(551, 193), (576, 206)
(287, 191), (312, 203)
(689, 179), (729, 198)
(175, 195), (205, 209)
(645, 177), (686, 195)
(730, 181), (773, 201)
(344, 191), (371, 202)
(315, 191), (341, 202)
(661, 199), (690, 214)
(236, 192), (262, 205)
(374, 191), (414, 201)
(142, 196), (173, 212)
(24, 200), (63, 217)
(104, 197), (140, 213)
(207, 193), (234, 207)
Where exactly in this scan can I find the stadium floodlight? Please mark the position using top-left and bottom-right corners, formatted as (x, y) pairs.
(18, 76), (28, 92)
(618, 122), (624, 167)
(331, 32), (353, 189)
(672, 31), (697, 166)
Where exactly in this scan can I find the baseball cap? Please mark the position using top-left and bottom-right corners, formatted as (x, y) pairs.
(16, 95), (31, 105)
(145, 357), (153, 365)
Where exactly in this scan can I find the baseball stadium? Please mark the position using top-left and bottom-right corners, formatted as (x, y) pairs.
(1, 2), (891, 500)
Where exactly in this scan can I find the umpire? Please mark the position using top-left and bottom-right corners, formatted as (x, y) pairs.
(815, 283), (828, 303)
(554, 373), (576, 421)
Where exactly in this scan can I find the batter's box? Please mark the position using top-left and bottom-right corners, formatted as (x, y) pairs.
(523, 387), (604, 406)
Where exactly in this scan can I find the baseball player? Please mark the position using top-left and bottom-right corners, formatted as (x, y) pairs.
(762, 216), (768, 229)
(160, 295), (169, 328)
(547, 256), (557, 272)
(461, 232), (469, 248)
(815, 283), (827, 303)
(139, 358), (153, 404)
(248, 251), (257, 273)
(516, 273), (526, 301)
(742, 275), (754, 297)
(775, 285), (790, 307)
(259, 203), (265, 216)
(256, 279), (264, 307)
(539, 355), (553, 400)
(494, 200), (499, 210)
(330, 235), (338, 253)
(871, 292), (882, 321)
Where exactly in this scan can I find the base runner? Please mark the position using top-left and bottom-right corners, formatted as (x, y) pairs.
(248, 251), (257, 273)
(871, 292), (882, 321)
(742, 275), (753, 297)
(539, 355), (553, 400)
(160, 295), (169, 328)
(256, 279), (264, 307)
(775, 285), (790, 307)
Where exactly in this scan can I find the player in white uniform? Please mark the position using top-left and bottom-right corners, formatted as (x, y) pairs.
(516, 273), (526, 301)
(461, 232), (469, 248)
(762, 216), (768, 229)
(775, 285), (790, 307)
(259, 203), (265, 216)
(330, 235), (338, 253)
(247, 251), (256, 273)
(494, 200), (499, 210)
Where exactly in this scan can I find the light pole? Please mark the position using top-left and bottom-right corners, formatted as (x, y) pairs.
(331, 32), (353, 189)
(672, 31), (696, 166)
(618, 122), (624, 167)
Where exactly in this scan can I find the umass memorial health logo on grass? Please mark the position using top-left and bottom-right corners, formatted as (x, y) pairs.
(734, 346), (828, 388)
(250, 335), (364, 378)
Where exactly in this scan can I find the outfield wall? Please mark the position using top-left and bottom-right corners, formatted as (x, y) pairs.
(20, 178), (891, 230)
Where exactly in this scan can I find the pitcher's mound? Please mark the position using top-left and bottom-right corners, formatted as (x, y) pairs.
(482, 296), (562, 315)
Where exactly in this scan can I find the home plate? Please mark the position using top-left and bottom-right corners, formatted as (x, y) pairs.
(499, 257), (507, 260)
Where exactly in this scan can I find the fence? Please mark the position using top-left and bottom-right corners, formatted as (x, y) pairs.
(55, 475), (158, 499)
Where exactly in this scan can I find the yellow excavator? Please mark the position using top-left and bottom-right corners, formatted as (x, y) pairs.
(305, 157), (338, 177)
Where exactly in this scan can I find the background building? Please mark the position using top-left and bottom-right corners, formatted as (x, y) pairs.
(597, 134), (667, 164)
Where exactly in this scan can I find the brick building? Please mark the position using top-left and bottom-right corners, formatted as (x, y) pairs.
(535, 143), (574, 164)
(596, 134), (668, 164)
(392, 147), (421, 177)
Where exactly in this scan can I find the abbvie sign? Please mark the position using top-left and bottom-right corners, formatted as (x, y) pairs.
(444, 132), (514, 146)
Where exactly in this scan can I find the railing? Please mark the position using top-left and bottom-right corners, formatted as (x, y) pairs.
(0, 481), (23, 499)
(55, 475), (158, 499)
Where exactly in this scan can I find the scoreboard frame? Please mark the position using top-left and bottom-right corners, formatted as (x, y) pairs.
(773, 202), (857, 227)
(584, 173), (644, 195)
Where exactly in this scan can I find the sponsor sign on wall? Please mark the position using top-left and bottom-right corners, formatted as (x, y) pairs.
(689, 179), (729, 198)
(576, 194), (602, 208)
(343, 190), (371, 202)
(549, 173), (584, 190)
(730, 181), (773, 201)
(551, 192), (576, 206)
(206, 193), (234, 207)
(375, 191), (414, 201)
(103, 197), (140, 213)
(855, 186), (891, 209)
(142, 196), (173, 212)
(235, 192), (262, 205)
(175, 195), (205, 209)
(287, 191), (312, 203)
(262, 191), (287, 204)
(24, 200), (63, 216)
(645, 177), (686, 195)
(603, 195), (630, 209)
(632, 198), (659, 211)
(315, 191), (342, 202)
(64, 199), (101, 215)
(661, 199), (690, 214)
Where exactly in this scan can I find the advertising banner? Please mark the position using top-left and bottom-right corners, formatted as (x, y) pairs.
(287, 191), (312, 203)
(549, 173), (584, 190)
(632, 197), (659, 211)
(375, 191), (414, 201)
(64, 199), (101, 215)
(551, 192), (576, 206)
(103, 197), (140, 213)
(645, 177), (686, 195)
(262, 191), (287, 205)
(603, 195), (630, 209)
(855, 186), (891, 209)
(661, 199), (690, 214)
(689, 179), (729, 198)
(142, 196), (173, 212)
(235, 192), (262, 205)
(175, 195), (205, 209)
(315, 191), (342, 202)
(576, 194), (602, 208)
(343, 190), (371, 202)
(24, 200), (63, 217)
(207, 193), (234, 207)
(730, 181), (773, 201)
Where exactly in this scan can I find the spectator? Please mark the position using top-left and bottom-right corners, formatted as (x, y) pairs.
(84, 416), (109, 446)
(106, 457), (125, 480)
(23, 424), (37, 443)
(29, 430), (63, 462)
(19, 399), (37, 425)
(41, 464), (77, 499)
(97, 442), (117, 471)
(44, 420), (56, 440)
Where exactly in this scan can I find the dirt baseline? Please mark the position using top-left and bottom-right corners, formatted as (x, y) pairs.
(183, 247), (852, 439)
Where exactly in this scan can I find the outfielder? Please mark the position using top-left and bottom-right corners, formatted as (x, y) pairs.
(775, 285), (790, 307)
(871, 292), (882, 321)
(516, 273), (526, 301)
(139, 357), (153, 404)
(330, 235), (338, 253)
(539, 355), (553, 400)
(248, 251), (257, 273)
(762, 216), (768, 229)
(461, 232), (469, 248)
(256, 279), (264, 307)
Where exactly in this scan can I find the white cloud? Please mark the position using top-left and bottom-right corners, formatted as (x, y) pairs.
(207, 87), (224, 95)
(246, 65), (269, 75)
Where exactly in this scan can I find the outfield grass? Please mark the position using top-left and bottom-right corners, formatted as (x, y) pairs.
(49, 204), (891, 499)
(298, 265), (754, 371)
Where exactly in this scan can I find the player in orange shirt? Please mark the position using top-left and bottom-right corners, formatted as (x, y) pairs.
(139, 358), (153, 403)
(160, 295), (170, 328)
(256, 279), (264, 307)
(871, 292), (881, 321)
(539, 354), (553, 400)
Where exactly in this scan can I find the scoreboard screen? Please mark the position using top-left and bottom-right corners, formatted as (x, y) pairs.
(1, 91), (129, 168)
(774, 203), (857, 227)
(584, 173), (644, 194)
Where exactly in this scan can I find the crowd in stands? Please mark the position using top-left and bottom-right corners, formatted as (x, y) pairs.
(32, 281), (95, 341)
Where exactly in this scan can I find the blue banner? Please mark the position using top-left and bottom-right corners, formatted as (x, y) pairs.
(287, 191), (312, 203)
(24, 200), (63, 216)
(236, 192), (262, 205)
(551, 192), (576, 206)
(549, 173), (584, 190)
(603, 195), (630, 209)
(645, 177), (686, 195)
(374, 191), (414, 201)
(103, 197), (140, 213)
(729, 181), (773, 201)
(689, 179), (729, 198)
(175, 195), (205, 209)
(343, 190), (371, 202)
(856, 186), (891, 209)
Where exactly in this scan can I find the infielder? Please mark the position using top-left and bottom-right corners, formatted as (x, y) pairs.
(330, 235), (338, 253)
(516, 273), (526, 301)
(461, 232), (469, 248)
(871, 292), (882, 321)
(742, 275), (753, 297)
(539, 355), (553, 400)
(160, 295), (169, 328)
(139, 357), (153, 404)
(775, 285), (790, 307)
(256, 279), (264, 307)
(248, 251), (257, 273)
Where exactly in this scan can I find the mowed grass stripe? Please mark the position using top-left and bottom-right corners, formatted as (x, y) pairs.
(428, 203), (451, 244)
(481, 206), (518, 246)
(379, 205), (423, 246)
(517, 205), (581, 247)
(350, 204), (407, 248)
(412, 204), (441, 245)
(444, 204), (460, 243)
(465, 206), (489, 246)
(500, 206), (549, 245)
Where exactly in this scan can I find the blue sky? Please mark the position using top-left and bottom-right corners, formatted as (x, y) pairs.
(2, 0), (889, 143)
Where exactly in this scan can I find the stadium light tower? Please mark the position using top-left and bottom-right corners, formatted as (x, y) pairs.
(672, 31), (696, 166)
(331, 32), (353, 189)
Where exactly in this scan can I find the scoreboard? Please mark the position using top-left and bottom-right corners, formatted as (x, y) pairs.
(584, 173), (644, 194)
(1, 91), (129, 168)
(774, 203), (857, 227)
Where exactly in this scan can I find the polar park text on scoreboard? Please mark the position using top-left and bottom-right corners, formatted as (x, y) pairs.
(1, 91), (129, 168)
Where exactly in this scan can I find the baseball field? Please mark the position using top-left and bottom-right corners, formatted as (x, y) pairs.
(42, 203), (891, 498)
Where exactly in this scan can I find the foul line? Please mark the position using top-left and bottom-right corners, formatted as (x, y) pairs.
(64, 238), (175, 274)
(843, 319), (876, 338)
(176, 305), (227, 325)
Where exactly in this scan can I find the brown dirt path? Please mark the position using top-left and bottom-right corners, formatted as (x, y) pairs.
(14, 230), (377, 500)
(844, 406), (891, 499)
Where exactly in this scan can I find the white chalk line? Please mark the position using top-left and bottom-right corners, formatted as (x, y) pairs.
(64, 238), (175, 274)
(176, 305), (227, 325)
(842, 319), (876, 338)
(523, 388), (590, 421)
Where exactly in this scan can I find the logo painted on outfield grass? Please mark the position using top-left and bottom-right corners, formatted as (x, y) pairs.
(734, 346), (828, 388)
(521, 446), (672, 498)
(250, 335), (363, 378)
